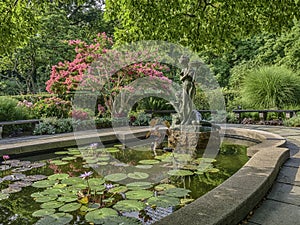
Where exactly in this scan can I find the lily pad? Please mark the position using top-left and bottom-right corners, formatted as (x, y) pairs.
(31, 192), (45, 198)
(167, 169), (193, 177)
(53, 183), (67, 189)
(30, 162), (47, 168)
(206, 168), (220, 173)
(113, 200), (145, 212)
(126, 182), (153, 190)
(41, 201), (64, 209)
(85, 208), (118, 222)
(147, 196), (180, 207)
(23, 175), (47, 182)
(35, 196), (57, 203)
(98, 156), (110, 161)
(57, 196), (77, 203)
(138, 159), (160, 165)
(163, 187), (191, 197)
(135, 165), (153, 169)
(42, 188), (64, 196)
(61, 177), (84, 185)
(50, 160), (69, 166)
(11, 167), (32, 173)
(113, 144), (123, 148)
(32, 180), (57, 188)
(34, 213), (73, 225)
(0, 165), (11, 171)
(108, 186), (128, 194)
(59, 202), (81, 212)
(154, 184), (176, 192)
(0, 193), (9, 200)
(54, 151), (69, 155)
(1, 186), (22, 194)
(106, 147), (120, 153)
(1, 159), (20, 165)
(48, 173), (69, 181)
(88, 178), (105, 186)
(194, 158), (217, 164)
(97, 162), (108, 166)
(61, 156), (77, 161)
(180, 198), (194, 205)
(9, 180), (32, 188)
(128, 172), (149, 180)
(32, 208), (55, 217)
(126, 190), (153, 200)
(104, 173), (127, 182)
(93, 216), (142, 225)
(3, 173), (26, 181)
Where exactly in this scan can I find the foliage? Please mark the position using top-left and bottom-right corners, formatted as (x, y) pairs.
(240, 66), (300, 109)
(284, 115), (300, 127)
(130, 111), (152, 126)
(46, 33), (171, 115)
(10, 93), (55, 104)
(0, 96), (32, 121)
(135, 97), (174, 111)
(193, 88), (209, 110)
(95, 118), (112, 128)
(226, 112), (238, 124)
(0, 0), (107, 55)
(105, 0), (300, 52)
(33, 97), (72, 119)
(0, 1), (111, 94)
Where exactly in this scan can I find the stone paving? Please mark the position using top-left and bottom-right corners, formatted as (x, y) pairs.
(231, 125), (300, 225)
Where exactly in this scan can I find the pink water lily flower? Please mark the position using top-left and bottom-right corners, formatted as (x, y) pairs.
(2, 155), (9, 160)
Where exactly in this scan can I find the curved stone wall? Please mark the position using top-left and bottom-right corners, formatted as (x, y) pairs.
(154, 127), (289, 225)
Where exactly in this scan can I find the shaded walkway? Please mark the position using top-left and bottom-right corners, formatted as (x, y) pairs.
(229, 125), (300, 225)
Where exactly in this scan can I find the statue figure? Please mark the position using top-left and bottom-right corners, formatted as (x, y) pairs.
(179, 55), (198, 125)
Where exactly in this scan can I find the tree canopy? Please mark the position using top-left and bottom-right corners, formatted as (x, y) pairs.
(105, 0), (300, 52)
(0, 0), (106, 55)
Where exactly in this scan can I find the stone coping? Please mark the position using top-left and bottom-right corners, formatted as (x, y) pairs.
(154, 127), (289, 225)
(0, 127), (151, 155)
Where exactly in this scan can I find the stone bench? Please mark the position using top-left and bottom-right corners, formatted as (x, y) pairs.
(0, 119), (41, 139)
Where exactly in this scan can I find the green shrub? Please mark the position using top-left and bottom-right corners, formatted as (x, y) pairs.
(33, 118), (72, 135)
(130, 111), (151, 126)
(226, 112), (239, 123)
(95, 118), (112, 128)
(283, 115), (300, 127)
(11, 93), (55, 104)
(33, 97), (72, 118)
(0, 96), (32, 121)
(241, 66), (300, 109)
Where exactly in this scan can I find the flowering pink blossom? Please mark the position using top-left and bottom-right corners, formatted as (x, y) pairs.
(2, 155), (9, 160)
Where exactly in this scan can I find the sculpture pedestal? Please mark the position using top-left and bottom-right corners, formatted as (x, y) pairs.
(168, 125), (220, 155)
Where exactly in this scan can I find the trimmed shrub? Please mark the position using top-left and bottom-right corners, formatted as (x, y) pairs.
(0, 96), (32, 121)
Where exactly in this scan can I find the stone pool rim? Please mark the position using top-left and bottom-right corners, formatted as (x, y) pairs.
(0, 127), (288, 225)
(154, 127), (288, 225)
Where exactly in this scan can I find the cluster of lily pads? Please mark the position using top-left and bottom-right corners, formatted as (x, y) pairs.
(0, 143), (223, 225)
(0, 159), (46, 201)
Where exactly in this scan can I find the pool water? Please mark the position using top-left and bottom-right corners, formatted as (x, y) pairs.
(0, 139), (250, 225)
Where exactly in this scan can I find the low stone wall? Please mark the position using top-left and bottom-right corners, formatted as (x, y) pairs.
(154, 127), (289, 225)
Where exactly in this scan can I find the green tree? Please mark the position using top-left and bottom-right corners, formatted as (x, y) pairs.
(105, 0), (300, 52)
(0, 1), (112, 94)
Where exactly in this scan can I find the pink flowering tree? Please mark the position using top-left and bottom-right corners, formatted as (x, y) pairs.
(46, 33), (171, 116)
